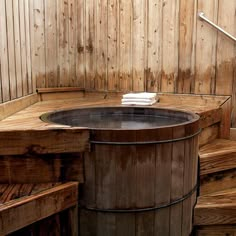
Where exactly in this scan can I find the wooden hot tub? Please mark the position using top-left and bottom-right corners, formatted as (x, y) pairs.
(41, 106), (200, 236)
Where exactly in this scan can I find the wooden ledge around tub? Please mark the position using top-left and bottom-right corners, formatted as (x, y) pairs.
(0, 92), (231, 154)
(0, 182), (78, 235)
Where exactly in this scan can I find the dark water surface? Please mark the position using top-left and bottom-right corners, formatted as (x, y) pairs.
(58, 114), (185, 129)
(42, 107), (192, 129)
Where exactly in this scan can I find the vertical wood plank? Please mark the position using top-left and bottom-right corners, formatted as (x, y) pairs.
(170, 131), (185, 235)
(118, 0), (132, 92)
(33, 0), (46, 88)
(154, 142), (172, 236)
(96, 0), (108, 91)
(191, 135), (199, 218)
(58, 0), (69, 87)
(45, 0), (58, 87)
(178, 0), (196, 93)
(85, 0), (96, 90)
(19, 0), (28, 96)
(0, 0), (10, 102)
(24, 0), (33, 94)
(29, 0), (36, 92)
(107, 0), (118, 91)
(0, 66), (2, 103)
(135, 145), (155, 236)
(96, 145), (116, 236)
(182, 139), (191, 236)
(68, 0), (77, 86)
(132, 0), (146, 91)
(76, 0), (85, 88)
(195, 0), (218, 94)
(6, 0), (17, 100)
(13, 0), (23, 98)
(66, 206), (78, 236)
(215, 0), (236, 95)
(161, 0), (179, 93)
(80, 152), (97, 236)
(115, 145), (136, 236)
(146, 0), (162, 92)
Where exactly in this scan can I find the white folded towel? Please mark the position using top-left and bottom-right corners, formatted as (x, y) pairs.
(121, 98), (156, 103)
(122, 99), (157, 106)
(121, 92), (158, 106)
(123, 92), (157, 99)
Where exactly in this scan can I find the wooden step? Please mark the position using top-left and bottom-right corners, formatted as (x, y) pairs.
(199, 139), (236, 176)
(194, 225), (236, 236)
(194, 188), (236, 226)
(200, 168), (236, 196)
(199, 139), (236, 196)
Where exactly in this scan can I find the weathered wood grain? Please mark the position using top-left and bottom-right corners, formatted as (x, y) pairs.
(195, 187), (236, 225)
(161, 0), (179, 93)
(33, 0), (46, 88)
(0, 154), (84, 184)
(170, 128), (185, 235)
(19, 0), (28, 96)
(0, 0), (10, 102)
(0, 0), (235, 126)
(45, 0), (58, 87)
(5, 0), (17, 100)
(195, 225), (236, 236)
(96, 0), (108, 91)
(200, 169), (236, 196)
(146, 0), (162, 92)
(199, 139), (236, 175)
(178, 0), (196, 93)
(25, 0), (33, 94)
(195, 0), (218, 94)
(154, 142), (172, 235)
(215, 0), (236, 96)
(85, 0), (96, 90)
(57, 0), (69, 87)
(132, 0), (146, 91)
(118, 0), (132, 92)
(0, 129), (89, 155)
(76, 0), (85, 88)
(68, 0), (77, 86)
(199, 124), (219, 147)
(107, 0), (118, 91)
(0, 182), (78, 235)
(0, 93), (38, 121)
(13, 0), (23, 98)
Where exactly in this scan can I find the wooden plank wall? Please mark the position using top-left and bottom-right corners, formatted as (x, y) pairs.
(25, 0), (236, 93)
(0, 0), (33, 104)
(0, 0), (235, 123)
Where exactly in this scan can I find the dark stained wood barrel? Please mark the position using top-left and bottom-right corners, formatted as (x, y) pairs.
(41, 106), (200, 236)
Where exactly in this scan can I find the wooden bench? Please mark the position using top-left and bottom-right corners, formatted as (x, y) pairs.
(0, 182), (78, 236)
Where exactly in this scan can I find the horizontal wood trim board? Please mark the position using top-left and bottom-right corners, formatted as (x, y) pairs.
(37, 87), (85, 93)
(0, 129), (90, 155)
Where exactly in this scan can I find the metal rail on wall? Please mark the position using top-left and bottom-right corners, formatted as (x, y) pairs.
(198, 12), (236, 43)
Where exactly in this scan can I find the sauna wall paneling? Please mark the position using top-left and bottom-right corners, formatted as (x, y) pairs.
(0, 0), (235, 124)
(0, 0), (33, 103)
(0, 0), (10, 102)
